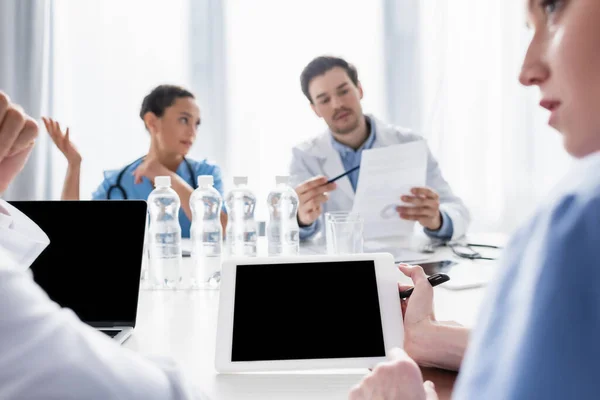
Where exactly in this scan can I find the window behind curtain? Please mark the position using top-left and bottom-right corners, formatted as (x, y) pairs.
(50, 0), (192, 199)
(418, 0), (572, 234)
(223, 0), (386, 220)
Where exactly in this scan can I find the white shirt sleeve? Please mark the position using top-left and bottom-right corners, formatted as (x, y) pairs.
(0, 200), (50, 271)
(0, 200), (208, 399)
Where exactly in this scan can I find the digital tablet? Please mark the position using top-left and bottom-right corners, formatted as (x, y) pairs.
(215, 253), (404, 373)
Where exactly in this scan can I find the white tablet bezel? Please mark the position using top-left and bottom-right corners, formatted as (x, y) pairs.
(215, 252), (404, 373)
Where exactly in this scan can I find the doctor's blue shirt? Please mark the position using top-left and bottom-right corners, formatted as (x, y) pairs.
(453, 152), (600, 399)
(91, 158), (224, 238)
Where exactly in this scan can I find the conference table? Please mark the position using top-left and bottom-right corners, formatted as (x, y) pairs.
(125, 234), (504, 400)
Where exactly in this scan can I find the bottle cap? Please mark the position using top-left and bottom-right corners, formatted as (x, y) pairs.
(197, 175), (214, 187)
(233, 176), (248, 186)
(275, 176), (289, 185)
(155, 176), (171, 188)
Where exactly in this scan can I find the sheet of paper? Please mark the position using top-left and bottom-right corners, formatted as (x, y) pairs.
(352, 141), (427, 239)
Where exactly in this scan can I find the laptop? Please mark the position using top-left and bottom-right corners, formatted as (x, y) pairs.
(9, 200), (147, 344)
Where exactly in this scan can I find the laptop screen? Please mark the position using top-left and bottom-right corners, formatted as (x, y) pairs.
(9, 200), (147, 327)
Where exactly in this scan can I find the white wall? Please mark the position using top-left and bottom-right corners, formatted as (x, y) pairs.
(223, 0), (386, 219)
(51, 0), (191, 199)
(418, 0), (572, 234)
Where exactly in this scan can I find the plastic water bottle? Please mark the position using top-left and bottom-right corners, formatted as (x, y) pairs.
(140, 211), (151, 290)
(147, 176), (182, 289)
(225, 176), (257, 257)
(189, 175), (223, 289)
(267, 176), (300, 256)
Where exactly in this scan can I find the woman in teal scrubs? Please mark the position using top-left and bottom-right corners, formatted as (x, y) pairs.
(43, 84), (226, 238)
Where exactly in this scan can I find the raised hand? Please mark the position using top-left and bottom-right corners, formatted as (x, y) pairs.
(42, 117), (82, 165)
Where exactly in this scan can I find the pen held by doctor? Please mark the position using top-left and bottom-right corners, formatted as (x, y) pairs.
(326, 165), (360, 184)
(295, 176), (337, 227)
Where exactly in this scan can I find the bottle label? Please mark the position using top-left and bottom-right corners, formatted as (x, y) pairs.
(152, 232), (181, 245)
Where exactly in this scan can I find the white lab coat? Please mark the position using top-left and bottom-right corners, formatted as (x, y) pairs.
(289, 115), (471, 240)
(0, 200), (205, 399)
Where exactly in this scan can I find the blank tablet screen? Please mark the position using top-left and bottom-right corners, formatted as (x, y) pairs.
(231, 260), (385, 362)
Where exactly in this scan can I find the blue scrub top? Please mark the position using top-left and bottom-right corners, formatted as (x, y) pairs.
(91, 157), (224, 238)
(454, 152), (600, 399)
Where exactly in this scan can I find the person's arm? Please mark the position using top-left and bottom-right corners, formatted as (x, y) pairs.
(208, 165), (228, 235)
(169, 173), (194, 221)
(131, 158), (194, 219)
(61, 162), (81, 200)
(349, 264), (467, 399)
(289, 147), (335, 241)
(42, 117), (82, 200)
(0, 92), (38, 194)
(0, 200), (206, 399)
(0, 269), (205, 399)
(398, 264), (469, 371)
(220, 211), (228, 238)
(404, 320), (469, 371)
(423, 211), (453, 240)
(299, 218), (320, 241)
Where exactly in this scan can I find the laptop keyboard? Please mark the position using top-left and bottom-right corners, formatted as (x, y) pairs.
(100, 330), (120, 338)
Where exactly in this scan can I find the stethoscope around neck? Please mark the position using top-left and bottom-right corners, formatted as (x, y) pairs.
(105, 156), (198, 199)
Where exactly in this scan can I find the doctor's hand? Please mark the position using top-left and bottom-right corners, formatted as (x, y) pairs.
(132, 157), (171, 184)
(295, 176), (337, 226)
(42, 117), (82, 166)
(396, 187), (442, 231)
(348, 348), (438, 400)
(0, 91), (39, 193)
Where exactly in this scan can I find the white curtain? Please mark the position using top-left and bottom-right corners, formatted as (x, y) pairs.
(416, 0), (572, 234)
(0, 0), (52, 200)
(49, 0), (193, 199)
(189, 0), (228, 177)
(223, 0), (387, 220)
(382, 0), (422, 131)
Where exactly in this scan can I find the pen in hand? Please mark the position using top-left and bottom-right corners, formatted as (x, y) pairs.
(399, 273), (450, 299)
(326, 165), (360, 184)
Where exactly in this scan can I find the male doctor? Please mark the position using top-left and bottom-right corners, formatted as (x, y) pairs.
(291, 56), (470, 241)
(0, 91), (205, 399)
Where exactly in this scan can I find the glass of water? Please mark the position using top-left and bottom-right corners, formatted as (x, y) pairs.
(325, 212), (364, 255)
